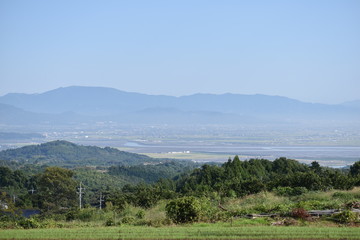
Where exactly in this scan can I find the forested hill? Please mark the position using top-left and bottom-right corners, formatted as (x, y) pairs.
(0, 140), (160, 167)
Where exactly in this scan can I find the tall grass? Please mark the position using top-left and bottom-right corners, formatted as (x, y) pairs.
(222, 188), (360, 216)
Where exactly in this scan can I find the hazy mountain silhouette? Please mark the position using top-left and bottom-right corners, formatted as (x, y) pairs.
(0, 86), (359, 124)
(0, 103), (88, 125)
(342, 100), (360, 109)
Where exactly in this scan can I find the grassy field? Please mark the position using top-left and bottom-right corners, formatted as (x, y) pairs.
(1, 224), (360, 239)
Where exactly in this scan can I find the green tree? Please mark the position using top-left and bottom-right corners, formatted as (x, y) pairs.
(350, 161), (360, 177)
(37, 167), (77, 212)
(310, 161), (322, 174)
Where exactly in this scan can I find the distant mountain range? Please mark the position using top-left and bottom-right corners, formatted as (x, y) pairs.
(0, 86), (359, 125)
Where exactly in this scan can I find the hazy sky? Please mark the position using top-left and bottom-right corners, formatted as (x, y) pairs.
(1, 0), (359, 104)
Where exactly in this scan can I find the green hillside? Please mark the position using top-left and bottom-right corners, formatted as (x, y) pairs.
(0, 140), (159, 167)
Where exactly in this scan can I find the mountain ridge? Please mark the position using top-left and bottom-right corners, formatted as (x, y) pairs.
(0, 86), (359, 124)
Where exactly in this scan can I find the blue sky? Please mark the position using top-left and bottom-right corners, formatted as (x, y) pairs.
(1, 0), (359, 104)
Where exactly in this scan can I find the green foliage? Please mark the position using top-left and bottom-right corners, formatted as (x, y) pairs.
(36, 167), (77, 212)
(310, 161), (322, 174)
(166, 196), (201, 223)
(135, 210), (145, 219)
(0, 140), (160, 167)
(105, 218), (115, 226)
(65, 209), (79, 221)
(18, 217), (40, 229)
(197, 198), (229, 222)
(294, 200), (339, 210)
(274, 186), (308, 196)
(121, 216), (136, 224)
(2, 149), (360, 229)
(350, 161), (360, 177)
(109, 161), (196, 184)
(333, 210), (359, 224)
(2, 224), (360, 239)
(272, 157), (309, 175)
(177, 156), (354, 199)
(74, 167), (128, 190)
(332, 191), (358, 201)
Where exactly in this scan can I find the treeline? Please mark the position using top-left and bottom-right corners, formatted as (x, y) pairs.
(0, 167), (76, 212)
(176, 157), (360, 198)
(106, 157), (360, 210)
(108, 161), (196, 183)
(1, 157), (360, 215)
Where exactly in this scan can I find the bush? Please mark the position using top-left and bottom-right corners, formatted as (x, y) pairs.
(121, 216), (135, 224)
(65, 209), (79, 221)
(199, 199), (229, 222)
(77, 208), (96, 221)
(18, 218), (40, 229)
(333, 210), (359, 224)
(105, 218), (116, 226)
(165, 196), (201, 224)
(292, 208), (310, 220)
(135, 210), (145, 219)
(274, 187), (307, 196)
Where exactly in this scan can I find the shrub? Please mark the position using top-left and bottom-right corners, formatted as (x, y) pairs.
(292, 187), (308, 196)
(135, 210), (145, 219)
(65, 209), (79, 221)
(18, 218), (40, 229)
(197, 198), (228, 222)
(121, 216), (135, 224)
(271, 204), (292, 215)
(292, 208), (310, 220)
(105, 218), (116, 226)
(77, 208), (96, 221)
(333, 210), (359, 224)
(274, 187), (307, 196)
(165, 196), (201, 224)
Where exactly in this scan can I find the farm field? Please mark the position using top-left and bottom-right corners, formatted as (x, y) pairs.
(1, 224), (360, 240)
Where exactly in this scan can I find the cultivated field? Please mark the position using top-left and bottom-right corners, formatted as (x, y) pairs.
(1, 224), (360, 239)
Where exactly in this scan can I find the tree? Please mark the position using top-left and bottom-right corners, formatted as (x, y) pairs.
(36, 167), (77, 212)
(310, 161), (322, 174)
(350, 161), (360, 177)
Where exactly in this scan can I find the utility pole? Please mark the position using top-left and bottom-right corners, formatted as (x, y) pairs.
(77, 182), (85, 210)
(99, 192), (104, 210)
(28, 188), (36, 194)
